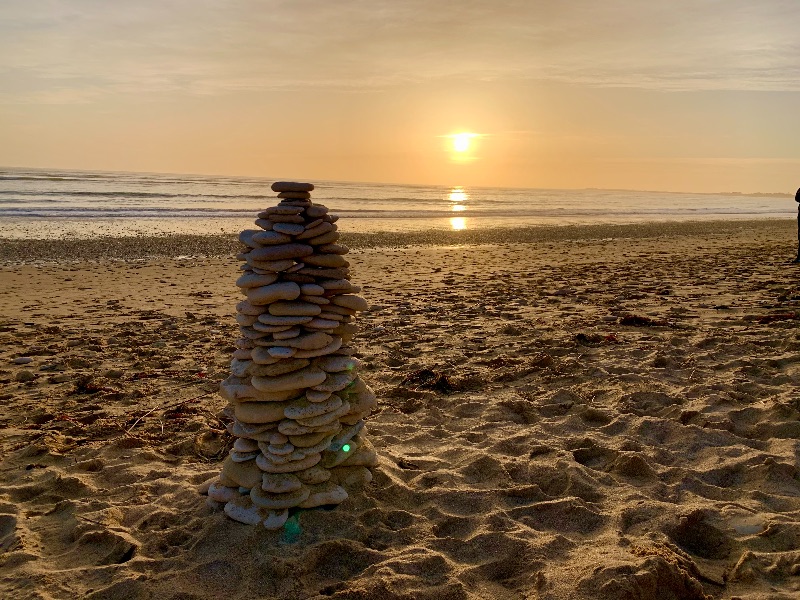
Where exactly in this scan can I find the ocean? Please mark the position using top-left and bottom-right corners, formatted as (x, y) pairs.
(0, 167), (794, 239)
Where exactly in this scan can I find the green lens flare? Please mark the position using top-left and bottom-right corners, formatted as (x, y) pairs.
(342, 444), (351, 452)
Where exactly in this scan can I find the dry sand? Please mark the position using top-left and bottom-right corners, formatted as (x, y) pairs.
(1, 219), (799, 600)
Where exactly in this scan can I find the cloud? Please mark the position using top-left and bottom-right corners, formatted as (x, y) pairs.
(1, 0), (798, 104)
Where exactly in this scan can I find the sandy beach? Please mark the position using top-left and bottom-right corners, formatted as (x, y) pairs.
(1, 218), (799, 600)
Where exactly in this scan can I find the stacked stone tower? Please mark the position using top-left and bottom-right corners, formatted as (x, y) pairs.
(203, 182), (378, 529)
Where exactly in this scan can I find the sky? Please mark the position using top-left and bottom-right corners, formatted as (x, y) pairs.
(1, 0), (799, 193)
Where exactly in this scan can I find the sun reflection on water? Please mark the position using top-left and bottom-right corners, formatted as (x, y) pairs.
(450, 217), (467, 230)
(449, 188), (468, 203)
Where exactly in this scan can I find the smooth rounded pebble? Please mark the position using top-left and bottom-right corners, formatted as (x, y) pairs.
(256, 451), (321, 473)
(249, 243), (314, 261)
(271, 181), (314, 192)
(263, 509), (289, 530)
(268, 301), (322, 317)
(298, 482), (348, 508)
(331, 294), (369, 311)
(224, 496), (264, 525)
(251, 366), (327, 392)
(246, 281), (301, 305)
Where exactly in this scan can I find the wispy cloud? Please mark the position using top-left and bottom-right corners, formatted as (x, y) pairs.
(1, 0), (798, 104)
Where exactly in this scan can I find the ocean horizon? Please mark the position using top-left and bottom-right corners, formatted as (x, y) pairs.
(0, 166), (796, 239)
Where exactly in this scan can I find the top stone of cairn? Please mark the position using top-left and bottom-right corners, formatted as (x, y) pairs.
(271, 181), (315, 193)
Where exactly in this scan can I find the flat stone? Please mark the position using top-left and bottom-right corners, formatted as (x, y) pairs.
(260, 440), (294, 456)
(296, 222), (335, 240)
(330, 294), (368, 312)
(302, 253), (349, 268)
(230, 358), (253, 377)
(268, 432), (289, 445)
(256, 451), (321, 473)
(262, 472), (303, 493)
(252, 230), (292, 245)
(267, 346), (296, 358)
(306, 205), (328, 218)
(279, 199), (312, 207)
(236, 272), (279, 289)
(318, 243), (349, 255)
(263, 509), (290, 530)
(331, 465), (373, 488)
(300, 283), (325, 295)
(249, 243), (314, 261)
(329, 421), (365, 451)
(297, 267), (349, 279)
(315, 355), (360, 373)
(296, 465), (331, 485)
(234, 400), (291, 424)
(230, 419), (275, 437)
(230, 450), (259, 463)
(208, 481), (242, 503)
(268, 301), (322, 317)
(239, 326), (269, 340)
(317, 312), (346, 323)
(236, 313), (258, 326)
(224, 496), (264, 525)
(312, 370), (355, 393)
(258, 314), (313, 326)
(246, 258), (296, 272)
(251, 483), (310, 509)
(246, 282), (301, 305)
(293, 336), (343, 358)
(346, 386), (377, 416)
(299, 295), (330, 305)
(222, 455), (263, 488)
(251, 365), (327, 392)
(250, 358), (310, 377)
(306, 389), (332, 402)
(298, 482), (347, 508)
(285, 262), (306, 273)
(319, 279), (356, 291)
(232, 349), (252, 360)
(321, 304), (355, 316)
(285, 331), (333, 350)
(266, 205), (304, 215)
(252, 322), (292, 333)
(342, 440), (379, 467)
(277, 191), (311, 199)
(271, 181), (314, 192)
(305, 317), (340, 330)
(284, 394), (343, 420)
(255, 218), (273, 230)
(239, 229), (262, 248)
(270, 214), (305, 224)
(236, 300), (264, 315)
(13, 357), (33, 365)
(272, 223), (306, 235)
(273, 328), (301, 340)
(233, 438), (260, 452)
(295, 401), (350, 428)
(278, 418), (315, 436)
(308, 231), (340, 246)
(282, 273), (316, 284)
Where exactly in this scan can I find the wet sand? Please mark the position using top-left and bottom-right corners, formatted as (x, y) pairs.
(1, 219), (799, 599)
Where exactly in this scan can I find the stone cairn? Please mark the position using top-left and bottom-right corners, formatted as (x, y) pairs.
(202, 181), (378, 530)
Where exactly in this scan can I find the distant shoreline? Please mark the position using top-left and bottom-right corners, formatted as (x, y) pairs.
(0, 218), (794, 264)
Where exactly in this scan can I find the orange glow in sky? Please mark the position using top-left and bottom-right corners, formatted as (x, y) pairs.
(0, 2), (798, 193)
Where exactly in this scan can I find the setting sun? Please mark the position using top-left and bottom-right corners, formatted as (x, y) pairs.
(453, 133), (473, 152)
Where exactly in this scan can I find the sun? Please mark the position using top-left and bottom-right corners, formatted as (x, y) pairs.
(452, 132), (476, 153)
